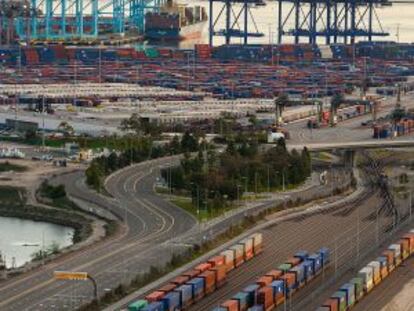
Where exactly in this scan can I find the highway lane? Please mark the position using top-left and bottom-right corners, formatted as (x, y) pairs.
(0, 158), (197, 311)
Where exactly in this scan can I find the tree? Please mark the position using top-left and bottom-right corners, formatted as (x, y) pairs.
(181, 131), (198, 152)
(390, 107), (406, 125)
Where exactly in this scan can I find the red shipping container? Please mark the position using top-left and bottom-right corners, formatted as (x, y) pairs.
(170, 275), (190, 286)
(182, 269), (200, 279)
(285, 257), (301, 266)
(145, 291), (165, 302)
(158, 283), (176, 293)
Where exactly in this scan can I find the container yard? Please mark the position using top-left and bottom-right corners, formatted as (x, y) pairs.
(0, 43), (413, 100)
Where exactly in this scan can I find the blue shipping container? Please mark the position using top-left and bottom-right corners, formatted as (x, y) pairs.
(319, 248), (330, 265)
(187, 277), (205, 300)
(308, 253), (322, 273)
(270, 280), (285, 297)
(232, 291), (250, 310)
(162, 291), (180, 311)
(302, 260), (314, 281)
(294, 250), (309, 262)
(142, 301), (164, 311)
(175, 284), (193, 307)
(243, 284), (260, 306)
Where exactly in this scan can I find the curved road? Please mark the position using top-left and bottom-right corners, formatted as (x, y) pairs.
(0, 158), (196, 311)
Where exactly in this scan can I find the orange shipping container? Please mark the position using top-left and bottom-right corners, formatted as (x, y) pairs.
(211, 265), (227, 288)
(322, 298), (339, 311)
(280, 274), (295, 288)
(398, 239), (410, 259)
(208, 255), (226, 267)
(171, 275), (190, 286)
(145, 291), (165, 302)
(200, 270), (216, 294)
(402, 233), (414, 254)
(257, 275), (273, 287)
(265, 269), (283, 281)
(195, 262), (212, 273)
(257, 287), (274, 310)
(221, 299), (238, 311)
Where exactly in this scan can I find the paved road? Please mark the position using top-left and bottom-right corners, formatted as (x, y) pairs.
(0, 158), (197, 311)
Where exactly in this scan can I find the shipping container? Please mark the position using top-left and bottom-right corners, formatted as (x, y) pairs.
(302, 260), (315, 282)
(211, 265), (227, 288)
(376, 257), (389, 279)
(358, 267), (374, 293)
(182, 269), (201, 279)
(257, 287), (274, 311)
(285, 257), (301, 267)
(145, 291), (165, 303)
(249, 233), (263, 255)
(229, 244), (245, 267)
(388, 244), (402, 266)
(402, 233), (414, 254)
(200, 270), (216, 294)
(187, 277), (205, 301)
(161, 291), (181, 311)
(339, 283), (356, 308)
(331, 291), (347, 311)
(195, 262), (213, 273)
(265, 269), (283, 281)
(397, 239), (410, 259)
(171, 275), (190, 286)
(158, 283), (177, 293)
(322, 298), (339, 311)
(174, 284), (193, 308)
(142, 301), (164, 311)
(319, 248), (330, 266)
(288, 264), (306, 288)
(232, 291), (250, 311)
(243, 284), (260, 306)
(367, 261), (381, 285)
(220, 249), (236, 272)
(208, 255), (226, 267)
(270, 280), (285, 306)
(256, 275), (273, 287)
(128, 299), (148, 311)
(382, 249), (396, 272)
(221, 299), (238, 311)
(278, 263), (292, 273)
(239, 237), (255, 260)
(307, 253), (323, 274)
(279, 273), (296, 294)
(293, 250), (309, 262)
(248, 306), (264, 311)
(349, 277), (364, 301)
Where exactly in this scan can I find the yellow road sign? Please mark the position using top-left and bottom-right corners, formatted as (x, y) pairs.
(54, 271), (88, 281)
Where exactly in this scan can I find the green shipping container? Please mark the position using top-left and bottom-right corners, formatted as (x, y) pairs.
(144, 48), (160, 58)
(350, 277), (364, 301)
(278, 263), (292, 273)
(128, 299), (148, 311)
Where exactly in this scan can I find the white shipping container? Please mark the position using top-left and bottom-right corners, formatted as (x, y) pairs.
(250, 233), (263, 247)
(230, 244), (244, 259)
(239, 238), (254, 252)
(367, 261), (381, 279)
(358, 267), (374, 291)
(388, 244), (401, 257)
(220, 249), (235, 265)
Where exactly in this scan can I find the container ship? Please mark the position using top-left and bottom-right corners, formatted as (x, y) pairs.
(145, 0), (207, 41)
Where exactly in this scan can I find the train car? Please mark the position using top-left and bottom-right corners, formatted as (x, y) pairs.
(376, 257), (389, 279)
(388, 244), (402, 266)
(349, 278), (364, 302)
(366, 261), (381, 285)
(358, 267), (374, 293)
(330, 291), (347, 311)
(339, 283), (356, 309)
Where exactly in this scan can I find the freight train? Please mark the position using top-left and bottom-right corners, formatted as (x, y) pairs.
(212, 247), (330, 311)
(127, 233), (263, 311)
(317, 228), (414, 311)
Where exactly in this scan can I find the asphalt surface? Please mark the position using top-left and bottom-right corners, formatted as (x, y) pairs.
(0, 158), (197, 311)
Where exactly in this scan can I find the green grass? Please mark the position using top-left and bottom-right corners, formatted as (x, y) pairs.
(170, 197), (232, 222)
(0, 186), (26, 206)
(0, 161), (28, 173)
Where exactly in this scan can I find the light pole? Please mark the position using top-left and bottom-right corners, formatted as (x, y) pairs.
(267, 165), (270, 193)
